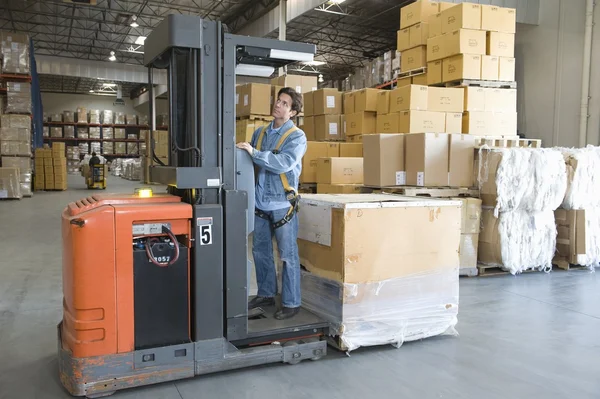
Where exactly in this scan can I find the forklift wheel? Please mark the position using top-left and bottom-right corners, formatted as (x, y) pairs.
(102, 187), (106, 189)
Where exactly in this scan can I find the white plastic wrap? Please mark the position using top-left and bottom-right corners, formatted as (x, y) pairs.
(559, 146), (600, 210)
(576, 208), (600, 267)
(301, 268), (459, 352)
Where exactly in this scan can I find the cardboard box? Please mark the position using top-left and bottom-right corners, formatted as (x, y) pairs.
(397, 28), (411, 51)
(441, 3), (482, 34)
(235, 119), (269, 143)
(44, 165), (54, 174)
(405, 132), (449, 186)
(487, 32), (515, 58)
(354, 88), (380, 112)
(445, 112), (463, 134)
(376, 91), (390, 115)
(443, 54), (482, 82)
(339, 143), (363, 157)
(464, 87), (487, 111)
(481, 5), (516, 34)
(240, 83), (271, 116)
(554, 209), (588, 265)
(463, 112), (492, 136)
(52, 157), (67, 167)
(427, 34), (447, 62)
(1, 156), (31, 172)
(410, 22), (429, 48)
(298, 194), (461, 284)
(304, 116), (315, 141)
(317, 183), (363, 194)
(445, 29), (486, 58)
(427, 87), (464, 112)
(478, 208), (501, 264)
(271, 74), (303, 94)
(303, 91), (314, 116)
(347, 134), (363, 143)
(397, 76), (412, 88)
(499, 57), (516, 81)
(0, 167), (22, 198)
(401, 46), (427, 72)
(453, 197), (482, 234)
(235, 85), (242, 115)
(303, 76), (318, 93)
(428, 13), (443, 38)
(343, 92), (355, 114)
(481, 55), (500, 80)
(496, 112), (518, 136)
(313, 89), (342, 115)
(315, 115), (343, 141)
(427, 60), (443, 85)
(448, 134), (476, 187)
(300, 142), (340, 183)
(389, 85), (429, 113)
(376, 113), (402, 134)
(412, 73), (428, 86)
(400, 0), (440, 29)
(316, 157), (364, 184)
(485, 88), (517, 112)
(346, 112), (377, 136)
(363, 134), (406, 187)
(460, 233), (479, 271)
(399, 110), (446, 133)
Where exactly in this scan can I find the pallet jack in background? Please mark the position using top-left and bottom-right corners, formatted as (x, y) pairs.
(58, 15), (328, 398)
(85, 164), (106, 189)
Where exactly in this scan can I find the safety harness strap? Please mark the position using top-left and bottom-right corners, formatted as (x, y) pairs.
(254, 124), (300, 229)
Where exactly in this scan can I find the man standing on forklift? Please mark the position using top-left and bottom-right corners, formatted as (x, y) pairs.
(236, 87), (307, 320)
(88, 152), (101, 167)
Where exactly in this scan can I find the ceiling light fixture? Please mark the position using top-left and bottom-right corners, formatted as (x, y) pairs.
(89, 89), (94, 93)
(135, 36), (146, 45)
(318, 74), (324, 83)
(303, 60), (326, 66)
(329, 0), (346, 4)
(130, 15), (139, 28)
(108, 51), (116, 61)
(269, 49), (314, 63)
(102, 83), (117, 87)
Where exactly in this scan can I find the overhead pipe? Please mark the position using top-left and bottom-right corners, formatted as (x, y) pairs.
(579, 0), (595, 147)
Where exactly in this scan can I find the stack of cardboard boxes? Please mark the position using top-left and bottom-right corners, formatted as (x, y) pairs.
(299, 87), (366, 194)
(142, 130), (169, 184)
(426, 3), (516, 84)
(235, 83), (273, 143)
(35, 143), (67, 191)
(0, 115), (32, 197)
(396, 1), (454, 84)
(1, 31), (30, 74)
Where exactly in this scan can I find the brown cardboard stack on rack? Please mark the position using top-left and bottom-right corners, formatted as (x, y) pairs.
(0, 115), (32, 197)
(426, 3), (516, 84)
(1, 31), (30, 74)
(0, 167), (22, 199)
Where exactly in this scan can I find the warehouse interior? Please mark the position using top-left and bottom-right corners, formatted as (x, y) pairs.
(1, 1), (600, 398)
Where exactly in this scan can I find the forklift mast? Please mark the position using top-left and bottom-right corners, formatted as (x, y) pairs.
(143, 15), (317, 343)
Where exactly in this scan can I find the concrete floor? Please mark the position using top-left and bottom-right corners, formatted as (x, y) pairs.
(1, 175), (600, 399)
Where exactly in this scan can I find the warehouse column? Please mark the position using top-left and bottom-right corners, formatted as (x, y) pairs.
(278, 0), (287, 76)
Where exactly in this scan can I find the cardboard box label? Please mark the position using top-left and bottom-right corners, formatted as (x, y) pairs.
(417, 172), (424, 186)
(329, 123), (338, 135)
(235, 94), (239, 104)
(0, 189), (7, 198)
(396, 171), (406, 185)
(326, 96), (335, 108)
(243, 94), (248, 106)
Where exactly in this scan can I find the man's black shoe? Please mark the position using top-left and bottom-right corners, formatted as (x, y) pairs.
(248, 296), (275, 310)
(274, 306), (300, 320)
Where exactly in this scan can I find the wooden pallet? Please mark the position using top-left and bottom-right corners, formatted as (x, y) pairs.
(361, 186), (479, 198)
(436, 79), (517, 89)
(299, 183), (317, 194)
(553, 259), (593, 271)
(476, 264), (540, 277)
(475, 136), (542, 149)
(397, 67), (427, 79)
(459, 267), (479, 277)
(237, 115), (274, 121)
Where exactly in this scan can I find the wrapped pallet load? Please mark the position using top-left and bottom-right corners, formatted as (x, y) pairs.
(298, 194), (461, 351)
(477, 148), (567, 274)
(554, 147), (600, 268)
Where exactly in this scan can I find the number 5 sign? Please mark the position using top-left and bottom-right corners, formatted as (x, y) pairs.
(196, 217), (213, 246)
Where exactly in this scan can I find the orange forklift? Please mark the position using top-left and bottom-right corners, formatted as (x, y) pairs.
(58, 16), (327, 398)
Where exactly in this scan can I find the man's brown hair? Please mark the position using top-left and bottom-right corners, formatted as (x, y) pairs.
(278, 87), (303, 117)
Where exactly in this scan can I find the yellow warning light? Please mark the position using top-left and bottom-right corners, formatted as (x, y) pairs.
(136, 188), (153, 198)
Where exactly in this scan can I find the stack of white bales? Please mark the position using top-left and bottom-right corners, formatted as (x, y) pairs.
(556, 146), (600, 268)
(478, 148), (567, 274)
